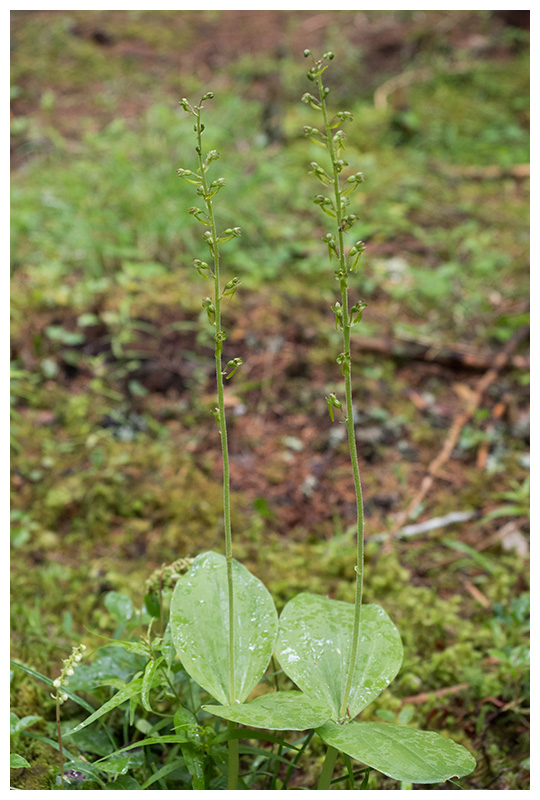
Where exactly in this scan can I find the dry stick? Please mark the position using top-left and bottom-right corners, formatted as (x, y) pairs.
(369, 510), (479, 543)
(387, 325), (529, 543)
(401, 683), (470, 706)
(461, 578), (490, 609)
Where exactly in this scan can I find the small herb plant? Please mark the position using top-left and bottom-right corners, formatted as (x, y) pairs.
(15, 52), (477, 790)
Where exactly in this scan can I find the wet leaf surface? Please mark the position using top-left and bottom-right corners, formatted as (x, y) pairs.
(317, 719), (476, 783)
(204, 690), (332, 730)
(276, 594), (403, 720)
(170, 551), (278, 705)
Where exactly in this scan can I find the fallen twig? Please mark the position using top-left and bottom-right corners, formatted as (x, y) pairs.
(462, 579), (490, 609)
(369, 509), (478, 542)
(388, 326), (529, 538)
(401, 683), (470, 706)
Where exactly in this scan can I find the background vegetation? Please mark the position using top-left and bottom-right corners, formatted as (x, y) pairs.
(10, 10), (529, 790)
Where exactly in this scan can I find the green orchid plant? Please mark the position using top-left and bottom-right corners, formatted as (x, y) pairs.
(165, 54), (476, 790)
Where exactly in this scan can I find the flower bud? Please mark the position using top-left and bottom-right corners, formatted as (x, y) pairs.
(301, 93), (320, 109)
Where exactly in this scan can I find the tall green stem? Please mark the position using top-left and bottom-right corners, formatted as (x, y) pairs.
(315, 66), (365, 723)
(194, 107), (235, 707)
(227, 721), (239, 790)
(192, 102), (239, 791)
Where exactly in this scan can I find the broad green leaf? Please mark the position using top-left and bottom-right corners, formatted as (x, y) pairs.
(204, 690), (332, 730)
(10, 753), (30, 768)
(104, 591), (134, 623)
(170, 551), (278, 705)
(65, 678), (143, 736)
(276, 594), (403, 720)
(317, 720), (476, 784)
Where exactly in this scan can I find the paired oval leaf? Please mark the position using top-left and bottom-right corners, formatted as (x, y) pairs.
(204, 690), (332, 730)
(317, 720), (476, 784)
(170, 551), (278, 705)
(276, 594), (403, 720)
